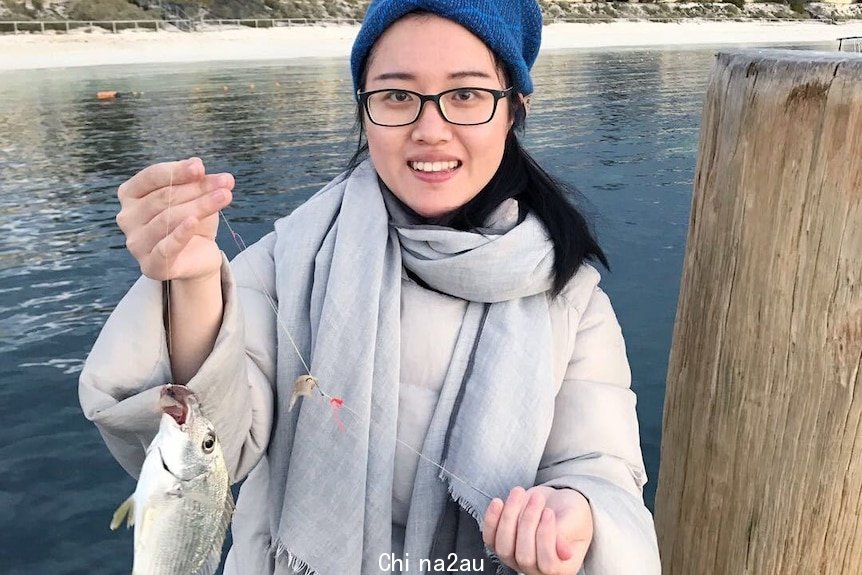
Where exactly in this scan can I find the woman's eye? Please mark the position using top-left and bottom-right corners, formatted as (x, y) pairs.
(454, 90), (475, 101)
(386, 91), (412, 103)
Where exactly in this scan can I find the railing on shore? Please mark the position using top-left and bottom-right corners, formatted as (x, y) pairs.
(838, 35), (862, 51)
(0, 18), (362, 34)
(0, 14), (835, 34)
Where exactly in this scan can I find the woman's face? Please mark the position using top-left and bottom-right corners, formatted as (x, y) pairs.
(362, 15), (512, 218)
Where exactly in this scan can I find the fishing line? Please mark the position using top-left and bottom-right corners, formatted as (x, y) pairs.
(165, 168), (174, 357)
(217, 212), (311, 376)
(216, 208), (494, 503)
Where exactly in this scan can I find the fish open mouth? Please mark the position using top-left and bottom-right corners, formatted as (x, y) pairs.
(159, 385), (193, 426)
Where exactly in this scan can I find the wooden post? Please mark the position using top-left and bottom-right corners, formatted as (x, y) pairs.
(655, 49), (862, 574)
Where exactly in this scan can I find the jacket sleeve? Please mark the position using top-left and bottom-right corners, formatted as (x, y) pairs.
(78, 233), (278, 484)
(536, 283), (661, 574)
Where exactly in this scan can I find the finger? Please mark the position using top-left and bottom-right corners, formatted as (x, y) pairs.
(139, 216), (198, 280)
(116, 174), (232, 234)
(555, 490), (592, 563)
(125, 189), (231, 259)
(564, 538), (590, 571)
(124, 173), (235, 226)
(144, 187), (231, 238)
(494, 487), (527, 565)
(536, 509), (559, 575)
(118, 157), (205, 202)
(514, 491), (546, 571)
(482, 498), (504, 548)
(557, 536), (574, 562)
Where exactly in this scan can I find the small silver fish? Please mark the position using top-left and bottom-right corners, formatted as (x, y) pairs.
(289, 374), (318, 410)
(111, 385), (234, 575)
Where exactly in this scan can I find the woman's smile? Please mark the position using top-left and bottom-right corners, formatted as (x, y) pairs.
(407, 158), (463, 184)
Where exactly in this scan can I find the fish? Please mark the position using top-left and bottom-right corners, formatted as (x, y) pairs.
(111, 385), (234, 575)
(289, 374), (318, 410)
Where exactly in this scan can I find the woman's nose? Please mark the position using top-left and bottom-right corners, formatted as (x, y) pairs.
(411, 100), (452, 144)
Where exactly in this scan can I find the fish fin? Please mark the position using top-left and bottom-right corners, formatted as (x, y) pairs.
(222, 489), (236, 529)
(110, 495), (135, 530)
(215, 490), (235, 551)
(192, 491), (235, 575)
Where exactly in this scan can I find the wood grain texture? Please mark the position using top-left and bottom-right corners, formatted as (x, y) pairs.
(655, 50), (862, 574)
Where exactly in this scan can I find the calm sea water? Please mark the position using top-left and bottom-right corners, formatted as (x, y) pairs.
(0, 42), (834, 574)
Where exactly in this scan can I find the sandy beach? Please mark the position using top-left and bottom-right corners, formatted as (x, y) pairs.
(1, 20), (860, 72)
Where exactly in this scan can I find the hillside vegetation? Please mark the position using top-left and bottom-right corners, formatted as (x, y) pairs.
(1, 0), (860, 21)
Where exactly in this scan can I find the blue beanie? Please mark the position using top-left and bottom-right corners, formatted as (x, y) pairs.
(350, 0), (542, 98)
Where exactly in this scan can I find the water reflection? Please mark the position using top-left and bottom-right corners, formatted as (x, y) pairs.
(72, 97), (148, 175)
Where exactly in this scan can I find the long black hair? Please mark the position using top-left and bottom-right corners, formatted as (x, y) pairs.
(346, 41), (608, 296)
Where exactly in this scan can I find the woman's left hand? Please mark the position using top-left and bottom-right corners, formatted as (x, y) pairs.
(482, 485), (593, 575)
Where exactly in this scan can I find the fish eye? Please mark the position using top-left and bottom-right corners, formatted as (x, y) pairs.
(201, 432), (216, 454)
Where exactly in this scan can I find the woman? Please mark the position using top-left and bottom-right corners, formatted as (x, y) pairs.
(79, 0), (661, 573)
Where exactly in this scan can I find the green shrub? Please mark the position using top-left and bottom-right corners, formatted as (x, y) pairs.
(1, 0), (34, 19)
(788, 0), (806, 14)
(68, 0), (155, 20)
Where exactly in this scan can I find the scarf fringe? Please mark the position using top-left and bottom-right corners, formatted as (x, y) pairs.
(440, 474), (514, 575)
(271, 539), (319, 575)
(441, 470), (482, 524)
(486, 544), (511, 575)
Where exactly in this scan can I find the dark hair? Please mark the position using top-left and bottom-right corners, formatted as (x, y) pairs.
(345, 21), (608, 296)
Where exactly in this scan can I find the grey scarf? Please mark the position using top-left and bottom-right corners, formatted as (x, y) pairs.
(266, 160), (559, 574)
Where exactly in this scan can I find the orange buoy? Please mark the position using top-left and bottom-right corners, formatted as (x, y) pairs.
(96, 91), (119, 100)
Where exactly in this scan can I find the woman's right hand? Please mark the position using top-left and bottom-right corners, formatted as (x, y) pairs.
(116, 157), (234, 283)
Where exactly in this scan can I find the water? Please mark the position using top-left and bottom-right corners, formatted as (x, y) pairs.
(0, 43), (832, 573)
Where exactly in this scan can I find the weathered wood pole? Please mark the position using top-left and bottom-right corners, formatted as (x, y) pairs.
(655, 49), (862, 574)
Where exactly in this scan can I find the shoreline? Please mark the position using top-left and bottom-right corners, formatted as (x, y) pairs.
(2, 20), (861, 72)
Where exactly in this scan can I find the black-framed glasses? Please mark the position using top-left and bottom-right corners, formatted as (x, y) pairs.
(357, 86), (513, 127)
